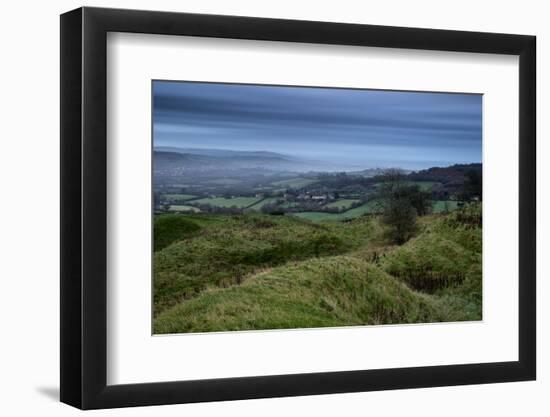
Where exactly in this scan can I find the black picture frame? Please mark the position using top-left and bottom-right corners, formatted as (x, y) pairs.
(60, 6), (536, 410)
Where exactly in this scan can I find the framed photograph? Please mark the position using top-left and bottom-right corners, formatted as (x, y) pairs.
(60, 7), (536, 409)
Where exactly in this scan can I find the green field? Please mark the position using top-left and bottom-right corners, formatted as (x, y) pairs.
(432, 200), (462, 213)
(279, 201), (300, 209)
(168, 205), (201, 213)
(247, 197), (279, 211)
(163, 194), (197, 202)
(271, 177), (318, 189)
(190, 196), (262, 208)
(325, 199), (361, 209)
(153, 205), (482, 333)
(292, 199), (462, 220)
(291, 200), (380, 222)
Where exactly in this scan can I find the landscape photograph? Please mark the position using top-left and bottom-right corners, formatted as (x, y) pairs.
(152, 80), (482, 334)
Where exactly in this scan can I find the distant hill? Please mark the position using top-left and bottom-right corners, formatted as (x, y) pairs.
(351, 167), (411, 177)
(403, 163), (482, 199)
(154, 151), (211, 165)
(154, 149), (305, 174)
(154, 147), (481, 182)
(407, 163), (482, 184)
(155, 146), (294, 161)
(153, 147), (352, 174)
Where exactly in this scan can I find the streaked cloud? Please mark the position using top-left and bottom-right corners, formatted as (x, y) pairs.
(153, 81), (482, 170)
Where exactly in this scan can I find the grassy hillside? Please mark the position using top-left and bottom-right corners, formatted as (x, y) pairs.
(154, 214), (374, 315)
(155, 256), (440, 333)
(153, 205), (482, 333)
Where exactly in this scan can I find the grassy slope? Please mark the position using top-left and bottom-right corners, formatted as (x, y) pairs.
(154, 206), (482, 333)
(154, 214), (373, 315)
(379, 208), (482, 321)
(154, 215), (202, 251)
(155, 256), (439, 333)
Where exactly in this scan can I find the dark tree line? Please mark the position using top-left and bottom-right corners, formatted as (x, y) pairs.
(460, 170), (482, 201)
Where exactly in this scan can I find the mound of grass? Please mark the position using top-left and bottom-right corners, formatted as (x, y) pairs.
(445, 203), (482, 228)
(435, 205), (482, 254)
(380, 234), (471, 292)
(154, 256), (442, 334)
(153, 214), (372, 315)
(379, 211), (481, 298)
(153, 215), (202, 251)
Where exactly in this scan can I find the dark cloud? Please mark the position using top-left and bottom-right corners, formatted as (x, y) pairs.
(152, 81), (482, 170)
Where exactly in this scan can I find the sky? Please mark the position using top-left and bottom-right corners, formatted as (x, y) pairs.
(153, 81), (482, 171)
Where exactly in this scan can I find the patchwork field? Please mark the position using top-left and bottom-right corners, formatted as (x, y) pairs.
(190, 196), (262, 208)
(291, 200), (381, 222)
(163, 194), (197, 202)
(167, 205), (201, 213)
(247, 197), (279, 211)
(325, 199), (362, 209)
